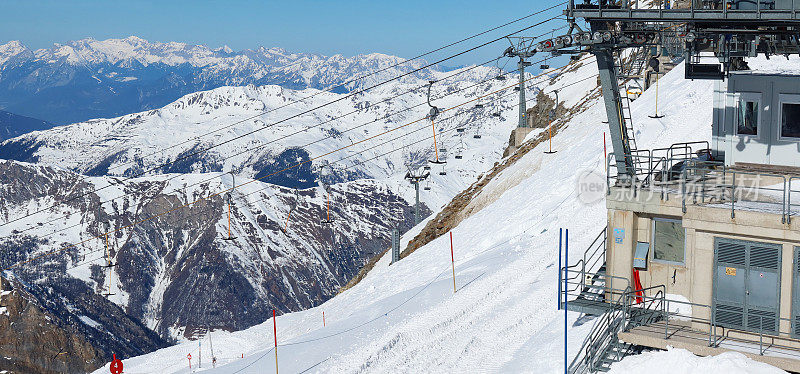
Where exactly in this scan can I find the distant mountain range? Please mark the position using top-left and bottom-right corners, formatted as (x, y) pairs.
(0, 36), (437, 125)
(0, 110), (52, 141)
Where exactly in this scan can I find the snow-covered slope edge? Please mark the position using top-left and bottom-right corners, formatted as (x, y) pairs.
(104, 56), (783, 372)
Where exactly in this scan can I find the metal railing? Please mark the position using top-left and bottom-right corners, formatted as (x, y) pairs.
(606, 143), (800, 224)
(787, 177), (800, 223)
(636, 294), (800, 359)
(566, 283), (667, 374)
(560, 227), (632, 311)
(560, 226), (669, 373)
(567, 0), (799, 17)
(681, 167), (787, 222)
(568, 288), (631, 374)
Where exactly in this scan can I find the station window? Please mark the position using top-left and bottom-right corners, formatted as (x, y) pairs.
(652, 218), (685, 264)
(781, 102), (800, 139)
(736, 97), (759, 136)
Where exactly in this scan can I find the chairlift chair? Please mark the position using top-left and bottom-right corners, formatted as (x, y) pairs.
(424, 179), (431, 191)
(222, 174), (238, 240)
(426, 80), (446, 165)
(222, 193), (237, 241)
(439, 164), (447, 176)
(455, 140), (464, 159)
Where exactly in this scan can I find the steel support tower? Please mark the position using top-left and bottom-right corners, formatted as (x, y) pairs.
(504, 37), (537, 128)
(527, 0), (800, 181)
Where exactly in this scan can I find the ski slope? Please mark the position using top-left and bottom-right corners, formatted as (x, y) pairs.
(100, 56), (788, 373)
(608, 347), (784, 374)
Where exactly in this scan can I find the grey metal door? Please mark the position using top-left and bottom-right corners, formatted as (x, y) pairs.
(714, 238), (782, 333)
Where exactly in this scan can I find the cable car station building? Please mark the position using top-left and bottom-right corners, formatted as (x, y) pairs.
(551, 1), (800, 372)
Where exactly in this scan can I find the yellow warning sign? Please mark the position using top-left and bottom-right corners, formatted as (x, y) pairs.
(725, 267), (737, 276)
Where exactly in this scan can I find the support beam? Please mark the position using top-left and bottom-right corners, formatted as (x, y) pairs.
(518, 58), (531, 128)
(594, 48), (634, 181)
(414, 180), (420, 225)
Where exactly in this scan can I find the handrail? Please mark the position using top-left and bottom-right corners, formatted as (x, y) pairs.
(788, 176), (800, 223)
(636, 292), (800, 356)
(566, 0), (795, 17)
(606, 145), (799, 224)
(568, 285), (632, 374)
(682, 165), (787, 222)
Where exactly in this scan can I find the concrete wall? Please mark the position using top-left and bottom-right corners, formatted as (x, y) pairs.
(606, 187), (800, 337)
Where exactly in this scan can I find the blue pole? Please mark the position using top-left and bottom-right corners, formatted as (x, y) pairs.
(558, 228), (563, 310)
(565, 228), (569, 374)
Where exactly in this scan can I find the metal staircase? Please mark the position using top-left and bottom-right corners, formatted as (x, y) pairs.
(619, 91), (638, 154)
(561, 227), (667, 373)
(568, 292), (636, 373)
(561, 228), (615, 316)
(614, 47), (649, 154)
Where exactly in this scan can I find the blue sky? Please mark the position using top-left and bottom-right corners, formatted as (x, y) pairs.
(2, 0), (566, 66)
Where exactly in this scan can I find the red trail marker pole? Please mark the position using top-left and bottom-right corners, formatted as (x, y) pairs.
(187, 353), (192, 370)
(273, 309), (278, 374)
(450, 232), (456, 293)
(323, 311), (326, 327)
(109, 354), (123, 374)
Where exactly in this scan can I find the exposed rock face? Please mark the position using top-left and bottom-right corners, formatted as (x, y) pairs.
(0, 160), (428, 353)
(0, 275), (166, 374)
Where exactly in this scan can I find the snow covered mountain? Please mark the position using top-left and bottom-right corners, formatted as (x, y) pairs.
(0, 35), (540, 372)
(102, 54), (793, 373)
(0, 159), (423, 368)
(0, 64), (523, 211)
(0, 37), (439, 125)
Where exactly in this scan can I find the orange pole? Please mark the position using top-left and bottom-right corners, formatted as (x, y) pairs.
(284, 209), (292, 233)
(326, 195), (330, 222)
(227, 203), (232, 238)
(430, 120), (439, 162)
(548, 125), (553, 152)
(323, 311), (326, 327)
